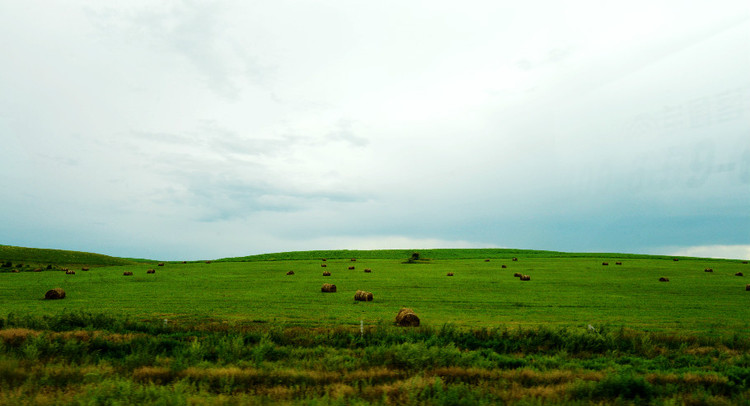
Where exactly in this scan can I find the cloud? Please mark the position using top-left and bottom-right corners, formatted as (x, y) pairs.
(664, 245), (750, 260)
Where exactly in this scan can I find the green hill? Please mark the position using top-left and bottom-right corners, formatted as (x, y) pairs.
(0, 244), (136, 268)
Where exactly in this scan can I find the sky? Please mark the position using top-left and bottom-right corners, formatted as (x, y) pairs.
(1, 1), (749, 261)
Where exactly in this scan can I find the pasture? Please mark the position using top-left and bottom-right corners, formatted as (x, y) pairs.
(1, 248), (748, 333)
(1, 246), (750, 405)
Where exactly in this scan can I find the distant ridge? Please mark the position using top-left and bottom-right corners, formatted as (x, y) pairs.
(0, 244), (136, 267)
(217, 248), (716, 262)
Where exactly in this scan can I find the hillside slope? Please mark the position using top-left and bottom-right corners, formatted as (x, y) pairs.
(0, 245), (136, 267)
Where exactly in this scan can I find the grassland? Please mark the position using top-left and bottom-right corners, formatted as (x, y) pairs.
(1, 246), (749, 405)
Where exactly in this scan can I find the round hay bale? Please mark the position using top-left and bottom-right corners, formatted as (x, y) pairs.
(158, 263), (165, 267)
(735, 272), (743, 277)
(147, 269), (156, 274)
(659, 277), (669, 282)
(602, 262), (609, 266)
(321, 283), (337, 293)
(11, 269), (20, 273)
(65, 270), (76, 275)
(81, 267), (89, 271)
(33, 268), (42, 272)
(205, 261), (212, 264)
(123, 271), (133, 276)
(446, 272), (454, 276)
(704, 268), (713, 272)
(395, 308), (420, 327)
(321, 264), (327, 268)
(513, 272), (522, 278)
(616, 262), (623, 265)
(673, 258), (679, 262)
(323, 271), (331, 276)
(520, 275), (530, 281)
(322, 258), (327, 262)
(746, 284), (750, 291)
(354, 290), (373, 301)
(484, 259), (490, 262)
(364, 268), (372, 273)
(286, 271), (295, 275)
(351, 258), (357, 262)
(45, 288), (66, 300)
(512, 257), (518, 261)
(501, 265), (507, 269)
(348, 266), (355, 270)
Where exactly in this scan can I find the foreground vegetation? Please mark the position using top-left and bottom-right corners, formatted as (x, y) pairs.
(1, 246), (749, 404)
(1, 312), (750, 405)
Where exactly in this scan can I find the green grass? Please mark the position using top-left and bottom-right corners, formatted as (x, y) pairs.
(1, 246), (748, 333)
(1, 245), (750, 404)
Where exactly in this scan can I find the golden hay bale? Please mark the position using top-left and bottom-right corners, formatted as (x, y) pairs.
(182, 261), (187, 264)
(323, 271), (331, 276)
(501, 265), (507, 269)
(673, 258), (679, 261)
(735, 272), (744, 277)
(354, 290), (373, 301)
(62, 268), (69, 272)
(322, 258), (327, 262)
(351, 258), (357, 262)
(514, 272), (522, 278)
(81, 267), (89, 271)
(45, 288), (66, 300)
(33, 268), (42, 272)
(321, 264), (327, 267)
(348, 266), (355, 270)
(205, 261), (212, 264)
(65, 270), (76, 275)
(395, 308), (420, 327)
(704, 268), (713, 272)
(602, 262), (609, 266)
(364, 268), (372, 273)
(520, 275), (531, 281)
(446, 272), (454, 276)
(123, 271), (133, 276)
(512, 257), (518, 261)
(616, 262), (623, 265)
(147, 269), (156, 274)
(659, 277), (669, 282)
(321, 283), (337, 293)
(484, 259), (490, 262)
(158, 263), (165, 267)
(746, 284), (750, 291)
(286, 271), (295, 275)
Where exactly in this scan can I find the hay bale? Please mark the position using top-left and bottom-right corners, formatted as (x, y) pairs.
(673, 258), (679, 262)
(286, 271), (295, 275)
(520, 275), (530, 281)
(348, 266), (355, 270)
(321, 264), (327, 268)
(182, 261), (187, 264)
(364, 268), (372, 273)
(501, 265), (507, 269)
(205, 261), (212, 264)
(123, 271), (133, 276)
(446, 272), (454, 276)
(65, 270), (75, 275)
(33, 268), (42, 272)
(616, 262), (623, 265)
(395, 308), (420, 327)
(735, 272), (743, 277)
(514, 272), (522, 278)
(602, 262), (609, 266)
(512, 257), (518, 261)
(323, 271), (331, 276)
(11, 269), (19, 273)
(321, 283), (337, 293)
(322, 258), (327, 261)
(484, 259), (490, 262)
(45, 288), (66, 300)
(743, 261), (748, 264)
(746, 284), (750, 291)
(81, 267), (89, 271)
(147, 269), (156, 274)
(351, 258), (357, 262)
(704, 268), (713, 272)
(158, 263), (165, 267)
(659, 277), (669, 282)
(354, 290), (373, 301)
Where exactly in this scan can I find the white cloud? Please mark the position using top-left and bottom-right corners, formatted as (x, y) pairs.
(664, 245), (750, 260)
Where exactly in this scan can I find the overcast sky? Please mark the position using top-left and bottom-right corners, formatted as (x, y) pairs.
(2, 1), (749, 260)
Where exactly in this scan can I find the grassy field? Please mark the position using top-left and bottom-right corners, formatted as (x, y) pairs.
(1, 246), (750, 405)
(1, 247), (748, 332)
